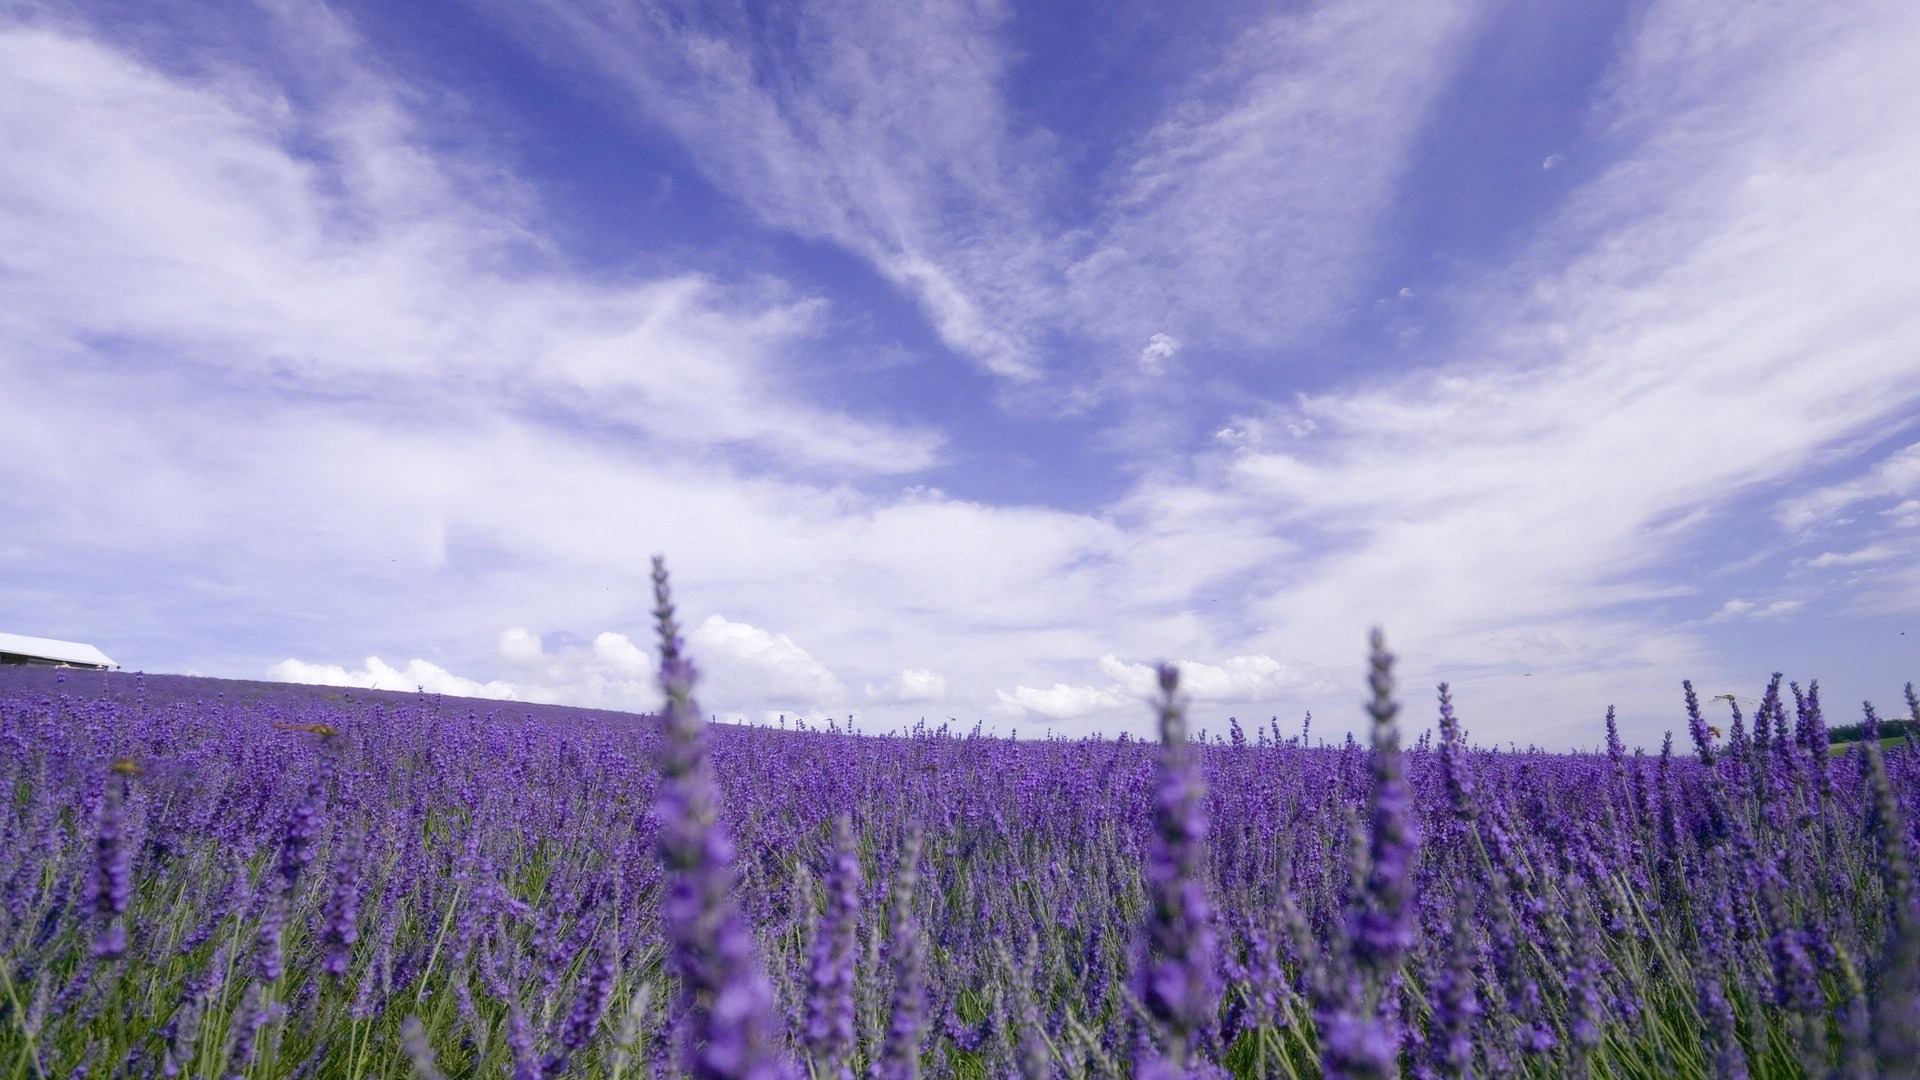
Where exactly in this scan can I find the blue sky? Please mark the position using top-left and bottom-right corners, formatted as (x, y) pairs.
(4, 0), (1918, 747)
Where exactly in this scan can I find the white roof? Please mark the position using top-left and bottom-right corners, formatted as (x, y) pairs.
(0, 632), (117, 668)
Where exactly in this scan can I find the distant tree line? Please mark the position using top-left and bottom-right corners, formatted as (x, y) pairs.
(1827, 717), (1917, 744)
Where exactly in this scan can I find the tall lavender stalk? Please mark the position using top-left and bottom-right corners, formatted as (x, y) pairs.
(320, 827), (364, 980)
(1435, 684), (1476, 824)
(1354, 630), (1419, 974)
(804, 814), (862, 1079)
(872, 825), (927, 1080)
(1319, 628), (1419, 1080)
(91, 761), (136, 959)
(1860, 702), (1920, 1074)
(1134, 662), (1218, 1076)
(650, 556), (797, 1080)
(1421, 887), (1480, 1079)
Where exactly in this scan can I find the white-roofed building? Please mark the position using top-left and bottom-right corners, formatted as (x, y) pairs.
(0, 632), (118, 670)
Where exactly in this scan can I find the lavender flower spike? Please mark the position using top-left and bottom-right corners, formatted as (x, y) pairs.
(1134, 662), (1219, 1076)
(320, 827), (364, 979)
(91, 762), (137, 959)
(651, 556), (798, 1080)
(804, 814), (862, 1079)
(1353, 628), (1419, 976)
(1319, 629), (1419, 1080)
(1435, 683), (1476, 821)
(873, 825), (928, 1080)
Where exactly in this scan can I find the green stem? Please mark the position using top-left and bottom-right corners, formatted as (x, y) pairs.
(0, 956), (47, 1080)
(415, 883), (467, 1007)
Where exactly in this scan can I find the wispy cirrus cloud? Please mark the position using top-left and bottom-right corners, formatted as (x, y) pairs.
(1062, 0), (1485, 358)
(1090, 0), (1920, 741)
(481, 0), (1488, 387)
(485, 0), (1048, 377)
(0, 17), (940, 477)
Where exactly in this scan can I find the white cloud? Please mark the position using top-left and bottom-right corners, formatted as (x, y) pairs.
(0, 20), (940, 477)
(1802, 544), (1899, 568)
(268, 656), (518, 699)
(487, 0), (1486, 383)
(1777, 443), (1920, 532)
(1710, 599), (1804, 622)
(1138, 333), (1180, 375)
(1096, 653), (1328, 702)
(865, 668), (948, 704)
(487, 0), (1044, 379)
(9, 1), (1920, 749)
(995, 651), (1328, 723)
(688, 615), (845, 705)
(993, 682), (1128, 721)
(497, 626), (544, 664)
(1064, 0), (1485, 356)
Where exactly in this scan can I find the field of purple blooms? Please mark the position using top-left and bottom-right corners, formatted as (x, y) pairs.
(3, 563), (1919, 1079)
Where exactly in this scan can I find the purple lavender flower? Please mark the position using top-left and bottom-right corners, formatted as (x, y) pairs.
(1860, 703), (1913, 914)
(1008, 941), (1051, 1080)
(1317, 1004), (1398, 1080)
(544, 947), (615, 1077)
(1134, 662), (1219, 1075)
(320, 827), (363, 979)
(1436, 683), (1477, 822)
(507, 1001), (539, 1080)
(161, 942), (228, 1077)
(873, 825), (928, 1080)
(1683, 680), (1716, 767)
(279, 781), (323, 895)
(1693, 851), (1749, 1080)
(258, 766), (327, 982)
(1754, 674), (1782, 756)
(1353, 630), (1419, 975)
(255, 897), (289, 983)
(650, 556), (798, 1080)
(401, 1016), (450, 1080)
(1561, 879), (1606, 1079)
(91, 765), (135, 959)
(1858, 701), (1920, 1073)
(1421, 889), (1480, 1079)
(1317, 630), (1419, 1080)
(803, 814), (862, 1079)
(225, 984), (275, 1080)
(1758, 861), (1818, 1008)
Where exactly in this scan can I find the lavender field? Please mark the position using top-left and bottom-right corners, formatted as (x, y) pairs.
(3, 569), (1918, 1078)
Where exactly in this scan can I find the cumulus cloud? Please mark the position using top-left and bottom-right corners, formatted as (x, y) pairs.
(267, 656), (518, 699)
(866, 668), (948, 704)
(1096, 654), (1326, 701)
(993, 682), (1129, 721)
(994, 652), (1326, 723)
(497, 626), (544, 664)
(688, 615), (845, 705)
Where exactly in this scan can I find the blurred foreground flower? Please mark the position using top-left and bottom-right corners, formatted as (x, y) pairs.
(652, 555), (799, 1080)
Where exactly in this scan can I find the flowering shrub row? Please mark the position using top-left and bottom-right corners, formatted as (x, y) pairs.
(1, 564), (1917, 1077)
